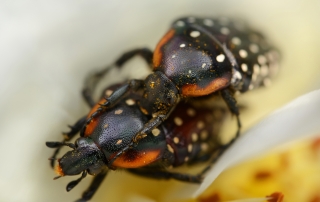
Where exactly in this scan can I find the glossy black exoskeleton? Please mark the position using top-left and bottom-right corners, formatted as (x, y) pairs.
(47, 83), (227, 201)
(82, 17), (280, 160)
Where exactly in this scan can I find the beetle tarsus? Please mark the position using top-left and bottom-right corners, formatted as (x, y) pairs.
(66, 171), (87, 192)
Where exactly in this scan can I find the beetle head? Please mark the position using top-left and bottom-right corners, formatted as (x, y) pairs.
(56, 138), (105, 177)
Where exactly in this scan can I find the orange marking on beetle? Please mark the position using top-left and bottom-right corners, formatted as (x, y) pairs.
(153, 29), (175, 68)
(84, 99), (105, 137)
(112, 149), (161, 168)
(55, 164), (64, 176)
(181, 77), (229, 96)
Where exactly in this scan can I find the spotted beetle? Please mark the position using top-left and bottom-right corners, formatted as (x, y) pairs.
(47, 83), (227, 201)
(82, 16), (280, 159)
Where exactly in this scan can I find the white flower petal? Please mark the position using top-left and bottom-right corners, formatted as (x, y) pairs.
(193, 89), (320, 197)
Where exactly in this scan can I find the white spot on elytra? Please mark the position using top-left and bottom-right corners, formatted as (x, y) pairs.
(125, 99), (135, 106)
(203, 19), (214, 26)
(201, 143), (209, 152)
(167, 144), (174, 153)
(188, 70), (192, 74)
(174, 117), (183, 126)
(103, 123), (109, 129)
(187, 108), (196, 117)
(172, 55), (176, 58)
(260, 65), (269, 76)
(176, 20), (185, 27)
(231, 37), (241, 45)
(152, 128), (160, 136)
(220, 27), (230, 35)
(180, 44), (186, 48)
(258, 55), (267, 65)
(115, 109), (123, 115)
(249, 44), (259, 53)
(239, 49), (248, 58)
(197, 121), (204, 129)
(190, 31), (200, 38)
(173, 137), (179, 144)
(200, 130), (208, 140)
(252, 74), (257, 82)
(202, 63), (206, 68)
(188, 144), (193, 153)
(216, 54), (225, 62)
(253, 64), (260, 74)
(116, 139), (122, 145)
(184, 157), (189, 162)
(241, 63), (248, 72)
(191, 133), (198, 142)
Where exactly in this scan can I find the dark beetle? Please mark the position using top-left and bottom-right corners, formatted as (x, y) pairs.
(82, 16), (280, 159)
(47, 84), (227, 201)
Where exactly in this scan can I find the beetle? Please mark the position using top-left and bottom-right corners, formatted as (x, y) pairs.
(81, 16), (280, 160)
(47, 83), (228, 201)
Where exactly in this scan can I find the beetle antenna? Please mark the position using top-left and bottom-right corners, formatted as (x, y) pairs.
(66, 171), (87, 192)
(46, 141), (76, 149)
(53, 176), (62, 180)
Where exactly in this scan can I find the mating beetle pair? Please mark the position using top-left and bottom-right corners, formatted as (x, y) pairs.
(46, 16), (279, 201)
(82, 16), (279, 160)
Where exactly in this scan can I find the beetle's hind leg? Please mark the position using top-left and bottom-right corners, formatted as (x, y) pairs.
(220, 88), (241, 147)
(75, 169), (108, 202)
(47, 116), (87, 168)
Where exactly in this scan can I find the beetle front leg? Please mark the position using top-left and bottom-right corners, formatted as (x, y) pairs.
(82, 48), (153, 107)
(115, 48), (153, 68)
(107, 106), (177, 168)
(75, 169), (108, 202)
(133, 104), (177, 143)
(81, 79), (145, 136)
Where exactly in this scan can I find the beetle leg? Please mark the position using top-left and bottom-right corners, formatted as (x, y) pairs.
(198, 138), (239, 177)
(48, 116), (87, 168)
(127, 169), (202, 183)
(220, 88), (241, 145)
(132, 103), (177, 143)
(75, 169), (108, 202)
(82, 48), (153, 107)
(115, 48), (153, 68)
(192, 89), (242, 176)
(81, 79), (145, 136)
(107, 107), (177, 168)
